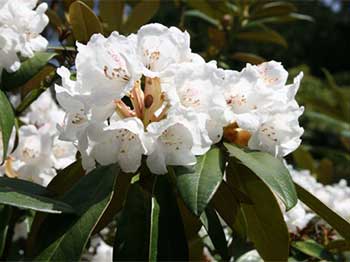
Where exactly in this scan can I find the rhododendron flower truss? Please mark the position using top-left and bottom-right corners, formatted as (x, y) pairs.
(56, 23), (305, 175)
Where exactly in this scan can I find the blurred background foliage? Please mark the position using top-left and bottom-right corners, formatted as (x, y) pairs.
(43, 0), (350, 187)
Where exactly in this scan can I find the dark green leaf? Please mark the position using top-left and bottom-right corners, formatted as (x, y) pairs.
(0, 177), (74, 214)
(224, 143), (297, 210)
(122, 0), (160, 33)
(292, 146), (316, 173)
(211, 182), (246, 239)
(32, 164), (119, 261)
(69, 1), (103, 43)
(252, 1), (297, 18)
(231, 52), (266, 65)
(237, 30), (288, 48)
(0, 53), (57, 91)
(174, 147), (224, 216)
(296, 183), (350, 240)
(200, 206), (229, 260)
(0, 205), (12, 257)
(113, 182), (151, 260)
(228, 163), (289, 261)
(0, 90), (15, 163)
(154, 176), (188, 260)
(184, 10), (220, 27)
(292, 240), (333, 260)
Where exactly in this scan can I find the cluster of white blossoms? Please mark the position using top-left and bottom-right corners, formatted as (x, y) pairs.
(56, 23), (304, 174)
(284, 165), (350, 233)
(0, 90), (76, 186)
(0, 0), (48, 74)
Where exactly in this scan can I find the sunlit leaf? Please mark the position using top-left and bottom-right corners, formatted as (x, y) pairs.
(0, 177), (74, 214)
(122, 0), (160, 34)
(0, 90), (15, 163)
(69, 1), (103, 43)
(292, 240), (334, 260)
(174, 147), (224, 216)
(224, 143), (297, 210)
(0, 52), (57, 91)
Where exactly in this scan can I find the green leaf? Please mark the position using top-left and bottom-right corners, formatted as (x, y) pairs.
(174, 147), (224, 216)
(292, 240), (334, 260)
(0, 205), (12, 257)
(296, 183), (350, 240)
(186, 0), (224, 20)
(237, 30), (288, 48)
(99, 0), (124, 32)
(252, 1), (297, 18)
(32, 164), (119, 261)
(211, 182), (246, 239)
(93, 172), (133, 234)
(0, 90), (15, 163)
(224, 143), (297, 210)
(0, 177), (74, 214)
(0, 53), (57, 91)
(122, 0), (160, 34)
(231, 52), (266, 65)
(184, 10), (220, 27)
(292, 146), (316, 173)
(228, 163), (289, 261)
(149, 194), (160, 262)
(154, 176), (188, 260)
(69, 0), (103, 43)
(200, 206), (229, 260)
(113, 182), (151, 260)
(26, 160), (84, 256)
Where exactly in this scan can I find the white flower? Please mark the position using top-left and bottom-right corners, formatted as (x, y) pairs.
(87, 117), (148, 173)
(163, 62), (229, 143)
(75, 33), (142, 105)
(146, 114), (198, 174)
(21, 89), (65, 135)
(284, 200), (314, 233)
(248, 107), (304, 157)
(0, 0), (48, 73)
(51, 136), (77, 170)
(136, 23), (191, 77)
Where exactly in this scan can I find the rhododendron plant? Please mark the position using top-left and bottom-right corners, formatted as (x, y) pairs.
(0, 2), (349, 262)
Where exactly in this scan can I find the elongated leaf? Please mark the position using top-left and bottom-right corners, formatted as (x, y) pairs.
(0, 205), (12, 257)
(0, 53), (57, 91)
(69, 1), (103, 43)
(32, 164), (119, 261)
(211, 182), (246, 239)
(224, 143), (297, 210)
(26, 160), (84, 256)
(113, 182), (151, 260)
(292, 240), (333, 260)
(0, 177), (74, 214)
(237, 30), (288, 48)
(99, 0), (124, 32)
(149, 195), (160, 262)
(228, 163), (289, 261)
(174, 147), (224, 216)
(231, 52), (266, 65)
(292, 146), (316, 173)
(200, 206), (229, 260)
(252, 1), (296, 18)
(93, 172), (132, 233)
(296, 183), (350, 240)
(0, 90), (15, 163)
(154, 176), (188, 260)
(122, 0), (160, 34)
(184, 10), (220, 27)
